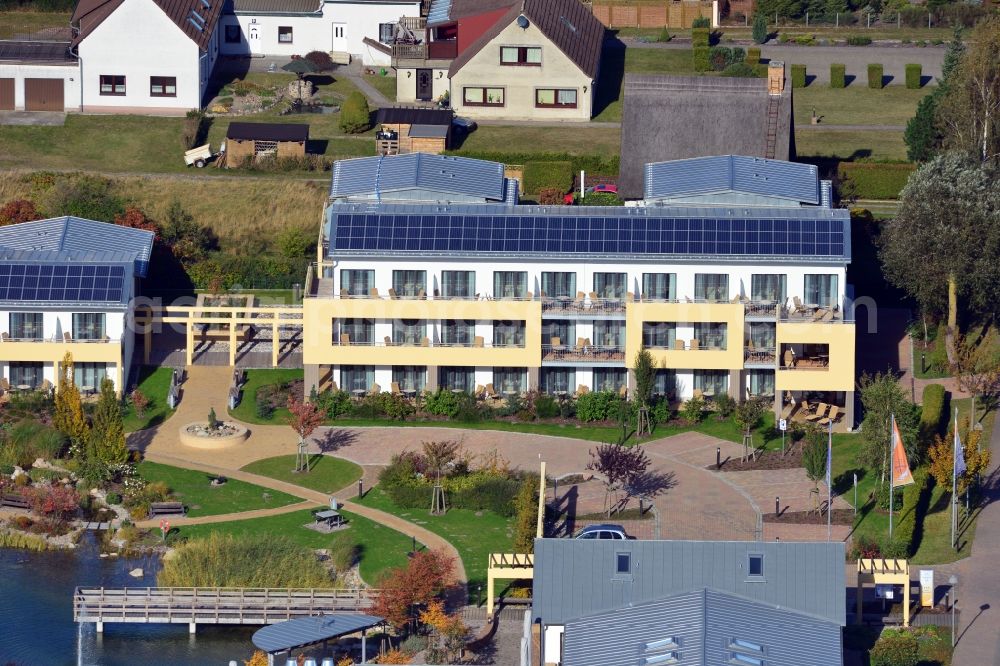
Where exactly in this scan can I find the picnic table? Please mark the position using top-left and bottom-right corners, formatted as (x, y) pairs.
(314, 510), (345, 528)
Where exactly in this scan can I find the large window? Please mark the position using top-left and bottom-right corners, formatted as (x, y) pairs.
(9, 362), (42, 389)
(224, 24), (241, 43)
(378, 22), (394, 44)
(463, 87), (504, 107)
(751, 274), (787, 303)
(540, 368), (575, 394)
(642, 322), (676, 349)
(493, 320), (525, 347)
(149, 76), (177, 97)
(804, 274), (839, 308)
(493, 367), (526, 394)
(500, 46), (541, 65)
(340, 365), (374, 393)
(74, 362), (107, 391)
(653, 369), (676, 397)
(693, 370), (728, 397)
(542, 320), (575, 345)
(693, 322), (727, 350)
(747, 322), (775, 349)
(392, 366), (425, 392)
(493, 271), (527, 299)
(392, 319), (426, 345)
(339, 318), (373, 345)
(748, 370), (775, 397)
(594, 273), (627, 300)
(72, 313), (105, 341)
(9, 312), (42, 340)
(278, 26), (293, 43)
(593, 368), (627, 393)
(441, 319), (474, 346)
(642, 273), (675, 301)
(99, 75), (126, 96)
(441, 271), (475, 299)
(392, 270), (426, 298)
(541, 272), (576, 298)
(535, 89), (577, 108)
(340, 269), (374, 297)
(695, 274), (729, 302)
(594, 320), (624, 348)
(439, 366), (474, 392)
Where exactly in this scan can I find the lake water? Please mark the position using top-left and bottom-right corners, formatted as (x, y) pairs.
(0, 535), (257, 666)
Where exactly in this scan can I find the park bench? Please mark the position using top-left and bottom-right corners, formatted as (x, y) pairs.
(0, 493), (30, 509)
(149, 501), (186, 517)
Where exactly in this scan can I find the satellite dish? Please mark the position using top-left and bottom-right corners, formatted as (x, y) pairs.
(516, 14), (529, 29)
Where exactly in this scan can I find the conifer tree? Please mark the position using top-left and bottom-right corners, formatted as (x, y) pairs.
(53, 353), (89, 457)
(91, 377), (128, 464)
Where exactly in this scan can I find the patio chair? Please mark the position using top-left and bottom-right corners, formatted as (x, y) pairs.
(63, 331), (72, 342)
(391, 382), (402, 395)
(674, 339), (685, 350)
(388, 288), (399, 300)
(473, 336), (484, 348)
(484, 383), (499, 401)
(806, 403), (829, 422)
(550, 336), (561, 347)
(369, 287), (379, 298)
(779, 402), (795, 420)
(574, 291), (585, 307)
(417, 288), (426, 300)
(813, 308), (827, 321)
(800, 399), (813, 415)
(626, 291), (635, 302)
(369, 383), (381, 396)
(819, 405), (840, 426)
(821, 310), (835, 322)
(0, 332), (7, 342)
(340, 288), (349, 298)
(576, 384), (590, 397)
(421, 337), (430, 347)
(783, 349), (796, 368)
(693, 388), (704, 400)
(340, 333), (351, 346)
(792, 296), (808, 314)
(40, 379), (53, 394)
(384, 336), (392, 346)
(619, 385), (627, 399)
(588, 291), (599, 304)
(0, 378), (9, 393)
(690, 339), (700, 350)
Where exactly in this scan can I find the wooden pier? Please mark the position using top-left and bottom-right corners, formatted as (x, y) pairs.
(73, 587), (376, 633)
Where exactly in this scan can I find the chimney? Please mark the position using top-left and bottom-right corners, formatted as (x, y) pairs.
(768, 60), (785, 95)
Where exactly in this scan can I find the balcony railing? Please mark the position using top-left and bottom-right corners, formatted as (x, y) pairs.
(542, 344), (625, 362)
(541, 297), (626, 315)
(744, 301), (781, 319)
(1, 332), (116, 343)
(333, 339), (524, 349)
(780, 303), (848, 323)
(744, 346), (776, 366)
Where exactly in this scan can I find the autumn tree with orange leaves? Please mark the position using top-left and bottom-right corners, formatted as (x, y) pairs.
(370, 549), (454, 631)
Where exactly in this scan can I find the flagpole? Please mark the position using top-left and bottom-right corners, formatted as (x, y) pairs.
(827, 421), (832, 541)
(952, 406), (959, 550)
(889, 413), (895, 541)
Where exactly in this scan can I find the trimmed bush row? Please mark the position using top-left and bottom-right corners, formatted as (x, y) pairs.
(882, 468), (932, 558)
(791, 64), (806, 88)
(905, 63), (922, 89)
(693, 46), (710, 72)
(919, 384), (947, 445)
(746, 47), (761, 64)
(691, 27), (710, 48)
(837, 162), (916, 200)
(830, 63), (846, 89)
(868, 63), (884, 89)
(522, 161), (572, 195)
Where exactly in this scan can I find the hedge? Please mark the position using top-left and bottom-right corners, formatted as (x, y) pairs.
(186, 253), (308, 289)
(919, 384), (947, 446)
(905, 63), (922, 89)
(746, 47), (761, 64)
(691, 27), (710, 48)
(830, 63), (846, 89)
(523, 161), (572, 195)
(385, 476), (520, 517)
(837, 162), (916, 200)
(791, 64), (807, 88)
(883, 468), (932, 558)
(693, 46), (710, 72)
(443, 150), (618, 176)
(868, 63), (884, 89)
(846, 34), (872, 46)
(870, 630), (919, 666)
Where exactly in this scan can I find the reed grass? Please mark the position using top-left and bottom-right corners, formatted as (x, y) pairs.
(0, 529), (50, 551)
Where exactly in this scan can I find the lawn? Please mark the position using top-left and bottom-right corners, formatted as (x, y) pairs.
(0, 10), (70, 38)
(229, 368), (304, 425)
(177, 508), (414, 584)
(794, 85), (933, 126)
(356, 485), (514, 597)
(123, 366), (175, 432)
(794, 129), (909, 161)
(137, 460), (300, 517)
(363, 73), (397, 102)
(455, 124), (622, 157)
(241, 455), (363, 495)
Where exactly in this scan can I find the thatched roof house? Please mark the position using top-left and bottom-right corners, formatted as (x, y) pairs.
(618, 66), (793, 200)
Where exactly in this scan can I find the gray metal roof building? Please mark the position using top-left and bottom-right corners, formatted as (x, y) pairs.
(328, 153), (515, 204)
(562, 588), (842, 666)
(532, 539), (846, 626)
(0, 216), (155, 277)
(644, 155), (822, 207)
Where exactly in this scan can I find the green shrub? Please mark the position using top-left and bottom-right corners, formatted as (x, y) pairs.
(830, 63), (846, 88)
(693, 46), (710, 72)
(869, 629), (919, 666)
(522, 161), (572, 195)
(313, 389), (352, 419)
(512, 474), (539, 553)
(423, 388), (476, 419)
(304, 51), (334, 72)
(919, 384), (946, 445)
(791, 64), (807, 88)
(751, 13), (767, 44)
(105, 492), (122, 505)
(657, 28), (672, 42)
(576, 391), (621, 422)
(929, 332), (948, 373)
(186, 253), (307, 290)
(329, 538), (359, 571)
(691, 27), (710, 48)
(746, 46), (761, 64)
(692, 16), (710, 28)
(339, 91), (372, 134)
(534, 394), (559, 419)
(709, 46), (745, 71)
(714, 393), (736, 418)
(868, 63), (884, 89)
(721, 62), (759, 78)
(837, 162), (916, 200)
(794, 34), (814, 46)
(450, 475), (519, 516)
(681, 396), (705, 423)
(255, 391), (275, 420)
(579, 192), (623, 206)
(905, 63), (922, 89)
(846, 35), (872, 46)
(882, 469), (932, 557)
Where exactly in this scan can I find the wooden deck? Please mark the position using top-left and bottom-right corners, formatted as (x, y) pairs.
(73, 587), (376, 630)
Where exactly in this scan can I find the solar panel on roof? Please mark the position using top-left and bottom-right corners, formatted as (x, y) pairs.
(0, 263), (127, 303)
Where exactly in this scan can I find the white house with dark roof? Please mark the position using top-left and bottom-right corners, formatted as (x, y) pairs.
(0, 217), (154, 394)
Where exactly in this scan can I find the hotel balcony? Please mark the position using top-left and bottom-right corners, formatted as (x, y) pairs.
(744, 346), (777, 368)
(540, 296), (627, 318)
(541, 343), (625, 364)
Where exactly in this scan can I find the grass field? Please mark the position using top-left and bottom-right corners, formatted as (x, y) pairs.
(137, 460), (300, 517)
(122, 366), (175, 432)
(795, 129), (909, 160)
(363, 73), (397, 102)
(356, 485), (513, 595)
(455, 124), (621, 156)
(229, 368), (304, 425)
(177, 508), (413, 584)
(0, 10), (70, 38)
(794, 85), (933, 126)
(241, 455), (363, 495)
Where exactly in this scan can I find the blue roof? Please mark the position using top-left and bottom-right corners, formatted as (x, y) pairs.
(0, 216), (155, 277)
(330, 154), (507, 202)
(326, 202), (850, 263)
(644, 155), (820, 205)
(252, 614), (383, 654)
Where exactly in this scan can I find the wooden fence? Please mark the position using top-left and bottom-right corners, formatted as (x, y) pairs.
(590, 1), (717, 29)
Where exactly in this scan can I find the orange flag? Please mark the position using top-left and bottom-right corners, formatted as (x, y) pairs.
(891, 419), (914, 487)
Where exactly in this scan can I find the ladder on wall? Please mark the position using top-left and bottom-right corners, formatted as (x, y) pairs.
(764, 95), (780, 159)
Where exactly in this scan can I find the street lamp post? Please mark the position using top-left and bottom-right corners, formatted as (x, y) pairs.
(949, 574), (959, 647)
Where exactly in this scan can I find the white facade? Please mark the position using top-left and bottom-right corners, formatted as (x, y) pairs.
(219, 0), (419, 66)
(0, 62), (80, 111)
(77, 0), (219, 113)
(394, 66), (449, 103)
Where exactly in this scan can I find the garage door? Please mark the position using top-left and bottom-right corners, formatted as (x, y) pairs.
(24, 78), (64, 111)
(0, 79), (13, 111)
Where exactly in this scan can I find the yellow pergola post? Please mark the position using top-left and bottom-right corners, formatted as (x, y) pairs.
(536, 461), (546, 539)
(228, 316), (237, 367)
(185, 320), (194, 367)
(116, 363), (123, 397)
(272, 320), (280, 367)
